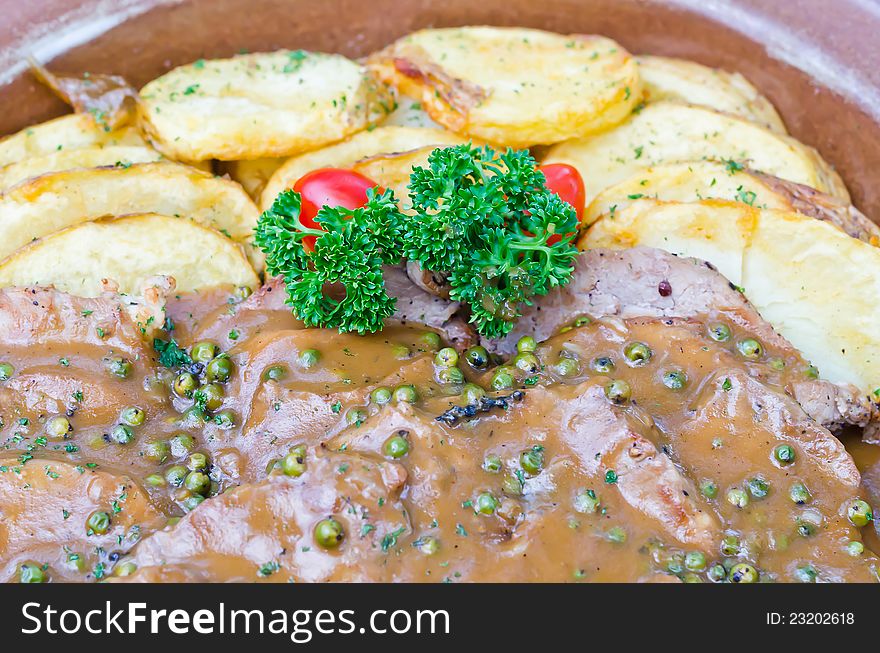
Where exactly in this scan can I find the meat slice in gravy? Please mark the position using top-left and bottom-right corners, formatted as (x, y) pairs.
(117, 448), (409, 582)
(488, 247), (879, 435)
(0, 457), (164, 582)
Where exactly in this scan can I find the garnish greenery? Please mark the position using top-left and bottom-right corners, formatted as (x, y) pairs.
(254, 144), (579, 337)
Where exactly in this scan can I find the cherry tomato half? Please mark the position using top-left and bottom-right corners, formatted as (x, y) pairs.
(537, 163), (586, 244)
(292, 168), (379, 250)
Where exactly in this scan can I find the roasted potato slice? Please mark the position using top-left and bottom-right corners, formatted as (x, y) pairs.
(0, 145), (162, 190)
(0, 213), (258, 296)
(583, 199), (880, 395)
(0, 113), (147, 167)
(368, 27), (641, 148)
(138, 51), (393, 162)
(380, 99), (441, 129)
(217, 157), (285, 200)
(0, 161), (259, 261)
(260, 125), (468, 209)
(584, 161), (879, 243)
(544, 102), (849, 210)
(637, 55), (786, 133)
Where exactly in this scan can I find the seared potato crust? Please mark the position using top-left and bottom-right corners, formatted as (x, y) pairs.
(261, 126), (468, 209)
(583, 199), (880, 395)
(0, 161), (259, 261)
(0, 145), (163, 190)
(0, 113), (147, 167)
(368, 27), (642, 147)
(0, 214), (258, 297)
(138, 51), (393, 161)
(544, 102), (849, 209)
(637, 56), (786, 133)
(584, 161), (879, 243)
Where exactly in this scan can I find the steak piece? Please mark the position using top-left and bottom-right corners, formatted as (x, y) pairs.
(487, 247), (878, 435)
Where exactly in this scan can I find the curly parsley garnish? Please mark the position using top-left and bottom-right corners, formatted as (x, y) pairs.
(255, 144), (579, 337)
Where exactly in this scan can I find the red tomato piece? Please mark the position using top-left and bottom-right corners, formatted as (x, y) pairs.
(537, 163), (586, 244)
(292, 168), (379, 250)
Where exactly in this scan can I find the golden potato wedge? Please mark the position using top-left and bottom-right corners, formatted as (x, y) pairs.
(368, 27), (641, 147)
(637, 55), (786, 133)
(0, 145), (162, 190)
(217, 157), (285, 200)
(138, 50), (393, 162)
(380, 99), (441, 129)
(0, 113), (147, 167)
(0, 214), (258, 296)
(584, 161), (879, 243)
(0, 161), (259, 261)
(261, 125), (468, 210)
(583, 199), (880, 395)
(544, 102), (849, 210)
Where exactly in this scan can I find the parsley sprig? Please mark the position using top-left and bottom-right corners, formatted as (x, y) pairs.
(254, 144), (579, 337)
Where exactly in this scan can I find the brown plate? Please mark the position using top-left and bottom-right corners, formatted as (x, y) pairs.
(0, 0), (877, 220)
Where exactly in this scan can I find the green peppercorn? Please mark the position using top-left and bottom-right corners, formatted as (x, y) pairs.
(437, 367), (465, 385)
(314, 518), (345, 549)
(165, 465), (188, 487)
(553, 356), (579, 377)
(661, 370), (687, 390)
(773, 444), (796, 466)
(0, 362), (13, 381)
(573, 316), (591, 328)
(685, 551), (707, 572)
(604, 379), (632, 403)
(384, 433), (410, 459)
(700, 479), (718, 499)
(181, 454), (204, 473)
(370, 387), (392, 405)
(213, 410), (235, 429)
(736, 338), (763, 359)
(707, 564), (727, 582)
(729, 563), (758, 583)
(624, 341), (652, 366)
(513, 352), (540, 374)
(184, 471), (210, 495)
(804, 365), (820, 379)
(234, 285), (253, 301)
(298, 349), (321, 369)
(45, 416), (71, 440)
(768, 357), (786, 371)
(462, 383), (486, 404)
(119, 406), (145, 427)
(109, 424), (133, 445)
(19, 562), (46, 583)
(464, 346), (489, 369)
(794, 565), (817, 583)
(107, 356), (132, 379)
(205, 356), (233, 383)
(200, 383), (225, 411)
(574, 489), (600, 514)
(591, 356), (615, 374)
(435, 347), (459, 367)
(191, 341), (218, 363)
(502, 473), (524, 496)
(414, 535), (440, 555)
(169, 433), (195, 457)
(143, 439), (170, 464)
(145, 473), (165, 487)
(66, 552), (85, 573)
(183, 495), (205, 512)
(516, 336), (537, 353)
(173, 372), (198, 398)
(393, 384), (418, 404)
(747, 477), (770, 500)
(87, 511), (111, 535)
(475, 492), (498, 515)
(789, 483), (811, 505)
(606, 526), (627, 544)
(845, 541), (865, 557)
(391, 344), (411, 360)
(520, 446), (544, 476)
(708, 323), (731, 342)
(796, 518), (817, 538)
(113, 562), (137, 577)
(726, 488), (750, 509)
(847, 499), (873, 527)
(483, 454), (502, 473)
(491, 368), (516, 390)
(281, 445), (307, 477)
(720, 534), (741, 556)
(420, 332), (441, 350)
(263, 364), (288, 382)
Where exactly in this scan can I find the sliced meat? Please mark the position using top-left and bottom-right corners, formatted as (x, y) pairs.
(487, 247), (879, 435)
(0, 457), (164, 582)
(118, 449), (409, 582)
